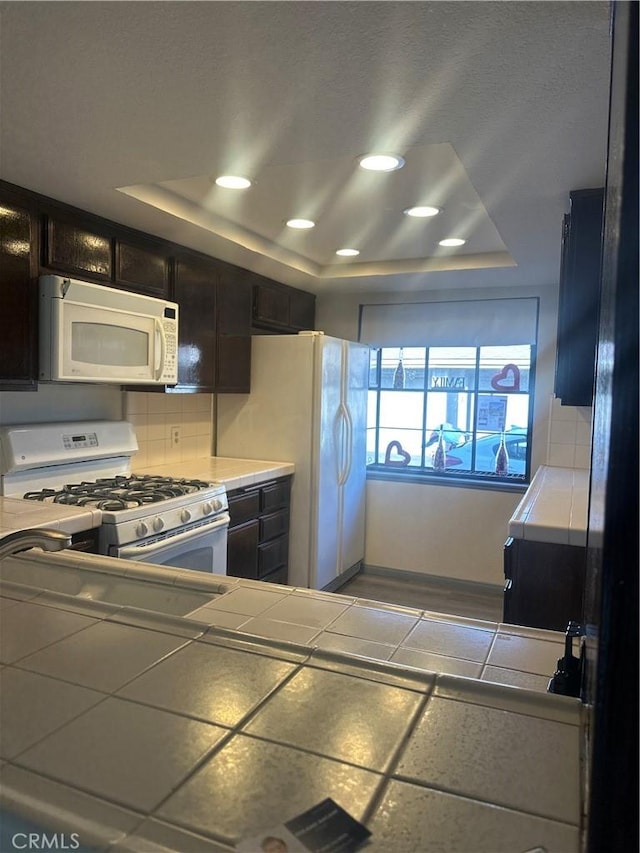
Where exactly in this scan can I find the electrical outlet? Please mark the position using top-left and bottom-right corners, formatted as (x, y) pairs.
(171, 425), (181, 446)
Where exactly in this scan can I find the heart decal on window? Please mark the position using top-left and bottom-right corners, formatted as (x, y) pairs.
(384, 440), (411, 466)
(490, 363), (521, 392)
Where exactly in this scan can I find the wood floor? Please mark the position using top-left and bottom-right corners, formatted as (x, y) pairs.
(335, 570), (504, 623)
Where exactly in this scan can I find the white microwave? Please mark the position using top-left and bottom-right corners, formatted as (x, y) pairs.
(39, 275), (179, 385)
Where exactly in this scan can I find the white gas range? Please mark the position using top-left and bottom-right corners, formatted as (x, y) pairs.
(0, 421), (229, 575)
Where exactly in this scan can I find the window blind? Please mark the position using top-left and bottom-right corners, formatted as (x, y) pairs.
(359, 297), (539, 347)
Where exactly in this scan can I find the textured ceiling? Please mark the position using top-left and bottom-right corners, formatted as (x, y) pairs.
(0, 1), (612, 294)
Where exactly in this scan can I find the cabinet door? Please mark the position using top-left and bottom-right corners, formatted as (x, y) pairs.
(115, 238), (171, 297)
(288, 287), (316, 331)
(227, 520), (259, 579)
(216, 263), (252, 393)
(258, 536), (288, 578)
(0, 192), (38, 389)
(173, 253), (217, 391)
(554, 188), (605, 406)
(253, 280), (290, 328)
(43, 214), (112, 281)
(505, 538), (586, 631)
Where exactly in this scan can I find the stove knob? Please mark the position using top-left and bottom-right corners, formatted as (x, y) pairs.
(181, 509), (192, 523)
(212, 498), (223, 512)
(153, 516), (164, 532)
(202, 501), (213, 516)
(136, 521), (148, 538)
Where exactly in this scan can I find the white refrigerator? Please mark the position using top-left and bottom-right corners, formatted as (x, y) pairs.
(216, 332), (369, 590)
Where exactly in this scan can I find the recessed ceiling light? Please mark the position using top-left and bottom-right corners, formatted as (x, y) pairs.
(286, 218), (316, 229)
(214, 175), (252, 189)
(439, 238), (466, 247)
(335, 249), (360, 257)
(404, 206), (440, 218)
(358, 153), (405, 172)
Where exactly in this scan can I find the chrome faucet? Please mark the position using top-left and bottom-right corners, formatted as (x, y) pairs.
(0, 528), (72, 560)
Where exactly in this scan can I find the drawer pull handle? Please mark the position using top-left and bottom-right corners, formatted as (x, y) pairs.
(504, 578), (513, 592)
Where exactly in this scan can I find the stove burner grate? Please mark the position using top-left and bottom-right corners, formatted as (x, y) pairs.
(22, 474), (215, 510)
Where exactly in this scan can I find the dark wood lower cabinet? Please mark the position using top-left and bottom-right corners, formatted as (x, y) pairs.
(503, 536), (586, 631)
(226, 477), (291, 584)
(69, 528), (100, 553)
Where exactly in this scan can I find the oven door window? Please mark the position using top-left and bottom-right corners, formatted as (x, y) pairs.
(114, 517), (229, 575)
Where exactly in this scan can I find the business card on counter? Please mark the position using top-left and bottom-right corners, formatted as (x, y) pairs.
(235, 798), (371, 853)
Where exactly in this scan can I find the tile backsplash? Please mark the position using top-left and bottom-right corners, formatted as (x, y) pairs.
(124, 392), (213, 469)
(547, 396), (592, 469)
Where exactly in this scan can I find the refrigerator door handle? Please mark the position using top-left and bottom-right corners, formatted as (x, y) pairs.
(341, 403), (353, 485)
(334, 406), (346, 484)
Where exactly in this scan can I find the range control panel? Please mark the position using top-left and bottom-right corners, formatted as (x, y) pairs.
(62, 432), (99, 450)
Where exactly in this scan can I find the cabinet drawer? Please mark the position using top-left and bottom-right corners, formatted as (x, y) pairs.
(260, 509), (289, 542)
(228, 491), (260, 527)
(261, 480), (290, 513)
(258, 536), (288, 577)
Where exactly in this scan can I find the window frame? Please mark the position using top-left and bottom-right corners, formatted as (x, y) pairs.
(366, 344), (536, 491)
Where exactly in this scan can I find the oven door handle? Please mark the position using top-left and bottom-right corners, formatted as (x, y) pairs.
(117, 512), (230, 559)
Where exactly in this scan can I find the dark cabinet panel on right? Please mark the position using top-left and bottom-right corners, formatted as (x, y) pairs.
(503, 536), (586, 632)
(554, 188), (605, 407)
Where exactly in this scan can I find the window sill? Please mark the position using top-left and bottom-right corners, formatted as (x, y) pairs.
(366, 466), (529, 494)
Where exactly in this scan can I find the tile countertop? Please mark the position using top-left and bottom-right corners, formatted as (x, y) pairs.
(508, 465), (589, 547)
(0, 497), (101, 538)
(0, 561), (583, 853)
(134, 457), (295, 492)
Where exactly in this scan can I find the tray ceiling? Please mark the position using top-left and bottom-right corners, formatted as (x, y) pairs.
(0, 1), (611, 294)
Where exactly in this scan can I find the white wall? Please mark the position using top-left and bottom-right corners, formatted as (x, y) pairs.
(316, 283), (569, 586)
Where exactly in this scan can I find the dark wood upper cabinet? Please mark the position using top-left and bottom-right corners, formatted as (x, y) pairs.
(0, 186), (38, 389)
(253, 278), (290, 328)
(170, 254), (251, 393)
(554, 188), (605, 407)
(115, 238), (171, 298)
(216, 262), (252, 393)
(288, 286), (316, 331)
(252, 277), (316, 333)
(43, 214), (113, 281)
(172, 253), (218, 391)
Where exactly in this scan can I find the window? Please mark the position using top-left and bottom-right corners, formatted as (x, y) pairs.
(367, 345), (533, 483)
